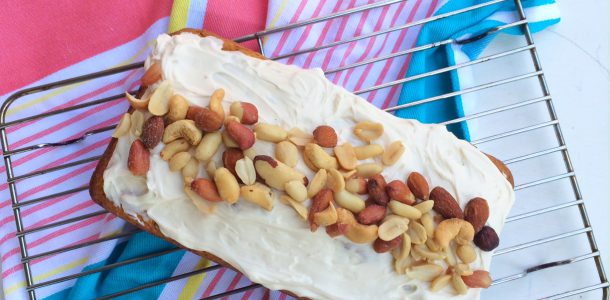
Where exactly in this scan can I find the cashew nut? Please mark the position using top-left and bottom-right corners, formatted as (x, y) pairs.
(336, 207), (378, 244)
(163, 119), (203, 145)
(209, 88), (225, 119)
(168, 151), (191, 172)
(125, 92), (149, 110)
(435, 218), (475, 248)
(130, 110), (145, 137)
(148, 80), (174, 116)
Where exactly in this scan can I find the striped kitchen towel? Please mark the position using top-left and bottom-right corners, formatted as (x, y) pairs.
(0, 0), (558, 299)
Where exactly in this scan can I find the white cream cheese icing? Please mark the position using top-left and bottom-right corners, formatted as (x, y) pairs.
(103, 33), (515, 300)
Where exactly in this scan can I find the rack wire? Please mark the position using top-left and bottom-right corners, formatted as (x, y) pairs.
(1, 0), (608, 299)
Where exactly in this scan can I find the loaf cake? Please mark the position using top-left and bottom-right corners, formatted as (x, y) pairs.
(90, 29), (515, 300)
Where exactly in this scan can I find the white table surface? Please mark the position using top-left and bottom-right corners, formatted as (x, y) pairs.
(0, 1), (606, 299)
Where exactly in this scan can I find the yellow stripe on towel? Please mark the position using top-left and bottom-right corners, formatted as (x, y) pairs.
(169, 0), (191, 33)
(178, 258), (210, 300)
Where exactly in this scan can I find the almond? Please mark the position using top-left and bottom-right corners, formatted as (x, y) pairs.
(486, 153), (514, 188)
(313, 125), (337, 148)
(430, 187), (463, 219)
(220, 148), (243, 178)
(474, 226), (499, 251)
(191, 178), (222, 202)
(140, 116), (164, 149)
(186, 106), (204, 121)
(373, 235), (403, 253)
(407, 172), (430, 200)
(464, 197), (489, 233)
(193, 107), (223, 132)
(462, 270), (492, 288)
(367, 174), (389, 206)
(141, 62), (162, 86)
(229, 101), (258, 125)
(308, 188), (333, 232)
(127, 139), (150, 176)
(386, 180), (415, 205)
(357, 204), (386, 225)
(226, 120), (255, 150)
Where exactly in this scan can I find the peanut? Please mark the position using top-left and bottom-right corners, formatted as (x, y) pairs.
(275, 141), (298, 167)
(405, 264), (444, 282)
(382, 141), (405, 166)
(355, 163), (383, 178)
(346, 176), (367, 194)
(334, 190), (366, 213)
(169, 151), (192, 172)
(326, 169), (345, 193)
(435, 218), (475, 248)
(408, 221), (428, 245)
(130, 110), (145, 137)
(457, 244), (477, 264)
(354, 144), (384, 160)
(148, 81), (174, 116)
(160, 139), (190, 160)
(307, 169), (327, 198)
(353, 121), (384, 142)
(378, 215), (409, 241)
(214, 167), (240, 204)
(287, 127), (312, 147)
(181, 158), (199, 183)
(254, 123), (287, 142)
(195, 132), (222, 161)
(334, 142), (357, 170)
(389, 200), (422, 220)
(235, 157), (256, 186)
(304, 143), (338, 170)
(285, 180), (307, 202)
(281, 194), (307, 219)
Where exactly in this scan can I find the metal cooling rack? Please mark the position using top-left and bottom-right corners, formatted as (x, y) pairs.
(1, 0), (608, 299)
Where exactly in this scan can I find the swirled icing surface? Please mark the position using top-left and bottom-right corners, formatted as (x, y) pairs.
(103, 33), (515, 300)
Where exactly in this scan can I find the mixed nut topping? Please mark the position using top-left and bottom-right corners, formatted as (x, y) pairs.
(114, 62), (502, 295)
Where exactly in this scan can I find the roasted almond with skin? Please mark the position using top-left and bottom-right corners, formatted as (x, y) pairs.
(194, 108), (223, 132)
(346, 176), (368, 195)
(186, 106), (204, 121)
(430, 186), (464, 219)
(357, 204), (386, 225)
(191, 178), (222, 202)
(462, 270), (492, 288)
(313, 125), (338, 148)
(334, 142), (357, 170)
(141, 62), (162, 86)
(226, 120), (255, 150)
(407, 172), (429, 200)
(474, 226), (499, 251)
(254, 123), (287, 142)
(373, 235), (403, 253)
(308, 188), (333, 231)
(464, 197), (489, 233)
(229, 101), (258, 125)
(386, 180), (415, 205)
(127, 139), (150, 176)
(141, 116), (164, 149)
(253, 155), (306, 191)
(222, 148), (244, 178)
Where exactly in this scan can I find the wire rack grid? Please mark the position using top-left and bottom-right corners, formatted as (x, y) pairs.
(0, 0), (607, 299)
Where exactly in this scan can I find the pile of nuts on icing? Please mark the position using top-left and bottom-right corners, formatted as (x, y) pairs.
(112, 63), (502, 295)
